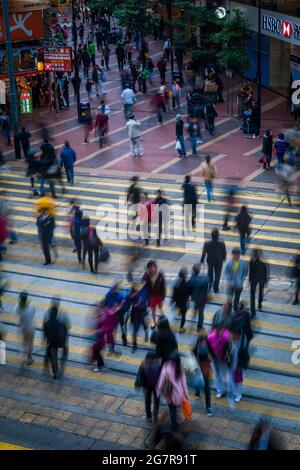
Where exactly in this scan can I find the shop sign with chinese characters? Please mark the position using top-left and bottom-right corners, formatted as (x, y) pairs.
(44, 47), (72, 72)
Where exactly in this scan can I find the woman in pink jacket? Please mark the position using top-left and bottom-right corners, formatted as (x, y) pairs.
(156, 352), (189, 431)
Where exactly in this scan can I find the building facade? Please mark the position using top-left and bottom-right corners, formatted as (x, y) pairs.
(226, 0), (300, 97)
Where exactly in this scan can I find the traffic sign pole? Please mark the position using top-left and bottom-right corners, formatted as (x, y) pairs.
(3, 0), (21, 159)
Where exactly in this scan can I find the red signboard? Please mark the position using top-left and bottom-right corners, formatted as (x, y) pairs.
(0, 10), (44, 42)
(44, 47), (73, 73)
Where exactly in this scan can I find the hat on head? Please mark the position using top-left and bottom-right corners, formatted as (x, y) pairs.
(176, 114), (182, 120)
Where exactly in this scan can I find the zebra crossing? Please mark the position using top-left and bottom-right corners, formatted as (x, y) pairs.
(0, 170), (300, 440)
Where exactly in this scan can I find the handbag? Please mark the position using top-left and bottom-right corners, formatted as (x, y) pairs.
(175, 139), (181, 151)
(182, 399), (192, 419)
(259, 154), (267, 164)
(99, 245), (110, 263)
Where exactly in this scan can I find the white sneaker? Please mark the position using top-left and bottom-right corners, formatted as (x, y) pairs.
(234, 395), (241, 403)
(216, 392), (224, 399)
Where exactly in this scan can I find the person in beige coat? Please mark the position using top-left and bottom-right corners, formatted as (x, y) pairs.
(199, 155), (217, 202)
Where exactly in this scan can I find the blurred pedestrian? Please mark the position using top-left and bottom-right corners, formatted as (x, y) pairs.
(60, 141), (76, 184)
(81, 217), (102, 274)
(261, 129), (273, 169)
(228, 327), (250, 403)
(156, 352), (189, 432)
(36, 208), (55, 266)
(222, 185), (238, 230)
(131, 283), (149, 352)
(292, 253), (300, 305)
(143, 260), (166, 328)
(15, 291), (36, 366)
(135, 352), (161, 423)
(236, 205), (251, 255)
(182, 175), (198, 230)
(199, 155), (216, 202)
(151, 316), (178, 363)
(43, 304), (68, 379)
(201, 228), (226, 293)
(122, 86), (136, 120)
(274, 133), (287, 168)
(224, 247), (248, 312)
(187, 264), (209, 331)
(18, 127), (31, 159)
(126, 114), (143, 158)
(249, 249), (269, 317)
(171, 268), (189, 333)
(207, 323), (231, 399)
(193, 328), (213, 415)
(157, 57), (167, 83)
(175, 114), (186, 158)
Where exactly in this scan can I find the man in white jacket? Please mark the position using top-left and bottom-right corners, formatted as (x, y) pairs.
(126, 115), (143, 158)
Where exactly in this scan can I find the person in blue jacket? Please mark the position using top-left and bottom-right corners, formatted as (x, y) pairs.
(60, 141), (76, 184)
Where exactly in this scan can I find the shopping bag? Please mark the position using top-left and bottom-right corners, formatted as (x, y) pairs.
(175, 139), (181, 151)
(0, 340), (6, 365)
(99, 245), (110, 263)
(182, 399), (192, 419)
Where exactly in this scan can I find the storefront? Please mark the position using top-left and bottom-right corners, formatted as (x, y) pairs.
(227, 1), (300, 97)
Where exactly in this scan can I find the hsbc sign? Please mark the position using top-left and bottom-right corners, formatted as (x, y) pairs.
(262, 14), (300, 43)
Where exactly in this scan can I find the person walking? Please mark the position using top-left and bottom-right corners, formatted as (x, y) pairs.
(0, 112), (11, 146)
(71, 205), (83, 264)
(156, 352), (189, 432)
(36, 208), (55, 266)
(115, 42), (125, 72)
(228, 327), (250, 403)
(175, 114), (186, 158)
(182, 175), (198, 230)
(249, 249), (269, 317)
(201, 228), (227, 293)
(125, 40), (133, 64)
(163, 38), (171, 61)
(193, 329), (213, 415)
(292, 253), (300, 305)
(171, 268), (189, 333)
(82, 46), (91, 78)
(274, 133), (287, 168)
(222, 185), (238, 230)
(157, 57), (167, 83)
(236, 205), (252, 255)
(102, 44), (111, 70)
(87, 41), (96, 67)
(121, 86), (136, 120)
(207, 323), (231, 399)
(15, 291), (36, 366)
(204, 101), (218, 135)
(261, 129), (273, 170)
(135, 353), (161, 423)
(131, 283), (149, 352)
(187, 117), (202, 155)
(60, 141), (76, 184)
(78, 23), (84, 42)
(187, 264), (209, 331)
(92, 65), (103, 98)
(126, 114), (143, 158)
(224, 247), (248, 312)
(43, 304), (68, 379)
(18, 127), (31, 159)
(171, 81), (181, 109)
(143, 260), (166, 328)
(199, 155), (216, 202)
(81, 217), (102, 274)
(153, 189), (169, 247)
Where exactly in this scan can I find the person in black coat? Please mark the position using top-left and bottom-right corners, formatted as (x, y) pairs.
(150, 316), (178, 362)
(36, 209), (55, 265)
(18, 127), (31, 159)
(236, 205), (252, 255)
(43, 305), (67, 379)
(171, 268), (189, 333)
(249, 249), (269, 317)
(201, 228), (226, 293)
(261, 129), (273, 169)
(292, 253), (300, 305)
(230, 303), (253, 343)
(182, 175), (198, 230)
